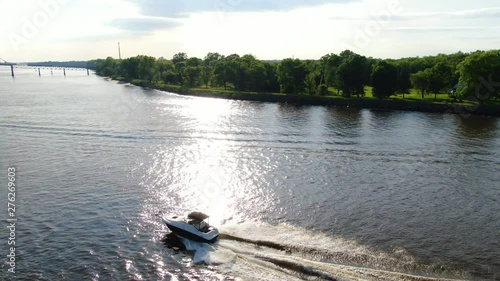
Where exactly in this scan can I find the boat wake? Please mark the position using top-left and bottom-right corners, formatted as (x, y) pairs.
(164, 222), (469, 281)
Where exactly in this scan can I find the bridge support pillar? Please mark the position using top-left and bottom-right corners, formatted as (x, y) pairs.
(10, 65), (14, 77)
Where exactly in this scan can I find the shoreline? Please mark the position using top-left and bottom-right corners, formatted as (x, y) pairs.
(112, 77), (500, 117)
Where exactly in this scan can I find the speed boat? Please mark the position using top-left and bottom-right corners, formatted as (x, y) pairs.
(159, 211), (219, 243)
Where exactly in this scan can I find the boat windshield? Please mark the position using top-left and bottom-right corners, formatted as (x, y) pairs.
(187, 218), (210, 232)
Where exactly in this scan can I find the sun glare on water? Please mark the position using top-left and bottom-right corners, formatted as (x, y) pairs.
(188, 97), (233, 125)
(178, 97), (238, 224)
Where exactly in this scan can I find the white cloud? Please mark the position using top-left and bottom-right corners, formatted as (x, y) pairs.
(126, 0), (360, 18)
(109, 17), (180, 32)
(330, 6), (500, 21)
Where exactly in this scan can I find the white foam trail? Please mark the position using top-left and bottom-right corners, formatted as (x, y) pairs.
(175, 221), (468, 281)
(219, 221), (406, 266)
(217, 239), (465, 281)
(178, 237), (214, 264)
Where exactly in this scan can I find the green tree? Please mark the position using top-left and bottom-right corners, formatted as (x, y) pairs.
(429, 62), (452, 99)
(410, 69), (433, 99)
(172, 52), (188, 65)
(339, 50), (356, 59)
(183, 58), (203, 87)
(263, 63), (280, 93)
(319, 53), (341, 92)
(204, 52), (223, 65)
(182, 66), (201, 87)
(409, 64), (452, 100)
(235, 55), (256, 90)
(277, 58), (307, 94)
(96, 57), (118, 77)
(172, 53), (189, 85)
(137, 55), (157, 83)
(156, 57), (176, 84)
(174, 61), (186, 85)
(185, 57), (202, 67)
(336, 53), (369, 97)
(212, 59), (228, 89)
(446, 51), (468, 86)
(247, 60), (267, 91)
(225, 58), (241, 90)
(118, 56), (139, 80)
(304, 60), (322, 95)
(200, 66), (212, 88)
(457, 50), (500, 102)
(371, 61), (398, 99)
(200, 52), (223, 88)
(394, 61), (411, 98)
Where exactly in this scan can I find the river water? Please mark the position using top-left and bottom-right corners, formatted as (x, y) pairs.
(1, 68), (499, 280)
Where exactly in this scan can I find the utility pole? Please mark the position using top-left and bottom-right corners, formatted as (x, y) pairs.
(118, 42), (122, 59)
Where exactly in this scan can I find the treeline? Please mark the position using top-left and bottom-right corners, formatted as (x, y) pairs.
(92, 50), (500, 102)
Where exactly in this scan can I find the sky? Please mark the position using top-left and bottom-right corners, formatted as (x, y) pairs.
(1, 0), (500, 62)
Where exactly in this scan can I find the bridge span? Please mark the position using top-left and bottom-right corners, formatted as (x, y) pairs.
(0, 58), (90, 77)
(0, 58), (16, 77)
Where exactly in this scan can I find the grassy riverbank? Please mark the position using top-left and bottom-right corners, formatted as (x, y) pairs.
(114, 77), (500, 117)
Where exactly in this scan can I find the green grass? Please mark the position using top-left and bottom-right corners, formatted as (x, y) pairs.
(111, 77), (499, 111)
(180, 84), (488, 106)
(325, 86), (481, 106)
(365, 86), (452, 102)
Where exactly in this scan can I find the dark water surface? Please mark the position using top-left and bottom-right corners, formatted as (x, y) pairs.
(1, 69), (499, 280)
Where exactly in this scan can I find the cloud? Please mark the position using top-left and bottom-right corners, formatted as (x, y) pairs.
(384, 26), (500, 33)
(456, 36), (500, 41)
(329, 15), (362, 21)
(329, 7), (500, 21)
(58, 33), (137, 43)
(402, 7), (500, 20)
(109, 17), (180, 31)
(128, 0), (358, 18)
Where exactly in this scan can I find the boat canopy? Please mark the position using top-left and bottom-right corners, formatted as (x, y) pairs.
(188, 211), (209, 221)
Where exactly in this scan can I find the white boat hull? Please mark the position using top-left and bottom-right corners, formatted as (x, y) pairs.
(162, 218), (219, 243)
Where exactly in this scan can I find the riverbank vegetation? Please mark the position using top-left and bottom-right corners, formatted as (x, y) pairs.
(89, 50), (500, 115)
